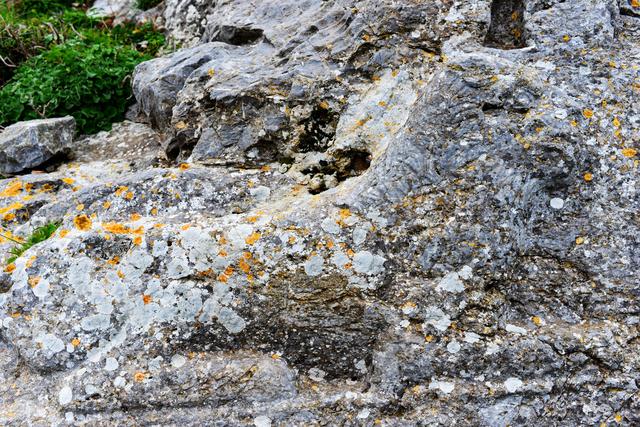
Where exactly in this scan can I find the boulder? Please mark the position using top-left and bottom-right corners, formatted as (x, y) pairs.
(0, 0), (639, 425)
(0, 116), (75, 175)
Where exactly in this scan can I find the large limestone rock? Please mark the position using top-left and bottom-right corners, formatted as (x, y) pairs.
(0, 116), (75, 175)
(1, 0), (639, 425)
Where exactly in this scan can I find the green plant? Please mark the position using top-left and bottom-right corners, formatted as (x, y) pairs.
(136, 0), (163, 11)
(0, 37), (151, 134)
(5, 221), (60, 264)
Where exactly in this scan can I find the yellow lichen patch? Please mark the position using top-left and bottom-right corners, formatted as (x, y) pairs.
(246, 215), (260, 223)
(613, 117), (621, 127)
(62, 177), (75, 185)
(134, 371), (146, 382)
(378, 100), (387, 107)
(621, 147), (637, 158)
(58, 229), (70, 238)
(319, 100), (330, 110)
(0, 202), (24, 215)
(207, 68), (215, 77)
(0, 180), (23, 198)
(102, 201), (111, 209)
(150, 207), (158, 216)
(102, 223), (131, 234)
(575, 236), (585, 245)
(71, 338), (81, 347)
(562, 35), (571, 42)
(125, 191), (134, 200)
(76, 204), (85, 211)
(114, 186), (128, 196)
(238, 258), (251, 274)
(532, 316), (542, 326)
(153, 223), (165, 229)
(245, 232), (261, 245)
(583, 172), (593, 182)
(25, 256), (36, 268)
(339, 208), (352, 220)
(28, 276), (41, 288)
(74, 214), (93, 231)
(117, 270), (125, 279)
(261, 165), (271, 172)
(582, 109), (594, 119)
(614, 414), (622, 423)
(175, 121), (187, 130)
(142, 294), (153, 305)
(4, 263), (16, 273)
(130, 213), (142, 222)
(425, 335), (434, 343)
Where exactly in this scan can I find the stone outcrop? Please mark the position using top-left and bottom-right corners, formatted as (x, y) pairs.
(0, 116), (75, 175)
(0, 0), (639, 425)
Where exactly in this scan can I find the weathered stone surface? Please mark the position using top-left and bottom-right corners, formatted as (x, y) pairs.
(1, 0), (640, 425)
(0, 116), (75, 175)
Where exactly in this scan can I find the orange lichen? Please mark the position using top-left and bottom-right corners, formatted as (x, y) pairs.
(621, 148), (637, 158)
(4, 264), (16, 273)
(76, 204), (84, 211)
(532, 316), (542, 326)
(134, 371), (146, 382)
(107, 256), (120, 266)
(582, 109), (594, 119)
(150, 208), (158, 216)
(102, 201), (111, 209)
(179, 163), (190, 171)
(0, 181), (23, 198)
(133, 236), (143, 246)
(58, 229), (70, 238)
(238, 258), (251, 274)
(2, 213), (16, 221)
(71, 338), (81, 347)
(114, 186), (128, 196)
(28, 276), (41, 288)
(130, 213), (142, 221)
(575, 236), (585, 245)
(181, 224), (191, 231)
(62, 177), (75, 185)
(142, 294), (152, 305)
(74, 214), (92, 231)
(125, 191), (134, 200)
(583, 172), (593, 182)
(103, 223), (131, 234)
(245, 232), (261, 245)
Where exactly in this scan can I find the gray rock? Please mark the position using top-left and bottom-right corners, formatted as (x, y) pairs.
(0, 116), (75, 175)
(1, 0), (640, 425)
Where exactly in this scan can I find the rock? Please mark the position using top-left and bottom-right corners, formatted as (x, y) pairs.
(1, 0), (640, 425)
(0, 116), (75, 175)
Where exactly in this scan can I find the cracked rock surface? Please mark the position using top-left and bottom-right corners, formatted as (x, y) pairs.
(1, 0), (639, 425)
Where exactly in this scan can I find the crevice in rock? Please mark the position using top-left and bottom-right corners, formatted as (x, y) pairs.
(484, 0), (526, 49)
(208, 25), (264, 45)
(297, 106), (339, 153)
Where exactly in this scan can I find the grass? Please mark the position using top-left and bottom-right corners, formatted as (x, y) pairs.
(4, 221), (60, 264)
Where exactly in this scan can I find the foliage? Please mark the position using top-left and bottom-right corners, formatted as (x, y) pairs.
(0, 0), (165, 134)
(0, 38), (150, 134)
(5, 221), (60, 264)
(136, 0), (163, 11)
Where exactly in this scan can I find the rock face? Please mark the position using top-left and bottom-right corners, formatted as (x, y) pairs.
(1, 0), (640, 426)
(0, 116), (75, 175)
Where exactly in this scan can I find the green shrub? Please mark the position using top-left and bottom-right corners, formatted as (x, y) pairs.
(0, 37), (151, 134)
(136, 0), (163, 11)
(5, 221), (61, 264)
(0, 8), (101, 85)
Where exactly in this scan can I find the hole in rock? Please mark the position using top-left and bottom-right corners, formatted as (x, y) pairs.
(336, 149), (372, 180)
(484, 0), (526, 49)
(297, 107), (339, 153)
(210, 25), (264, 46)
